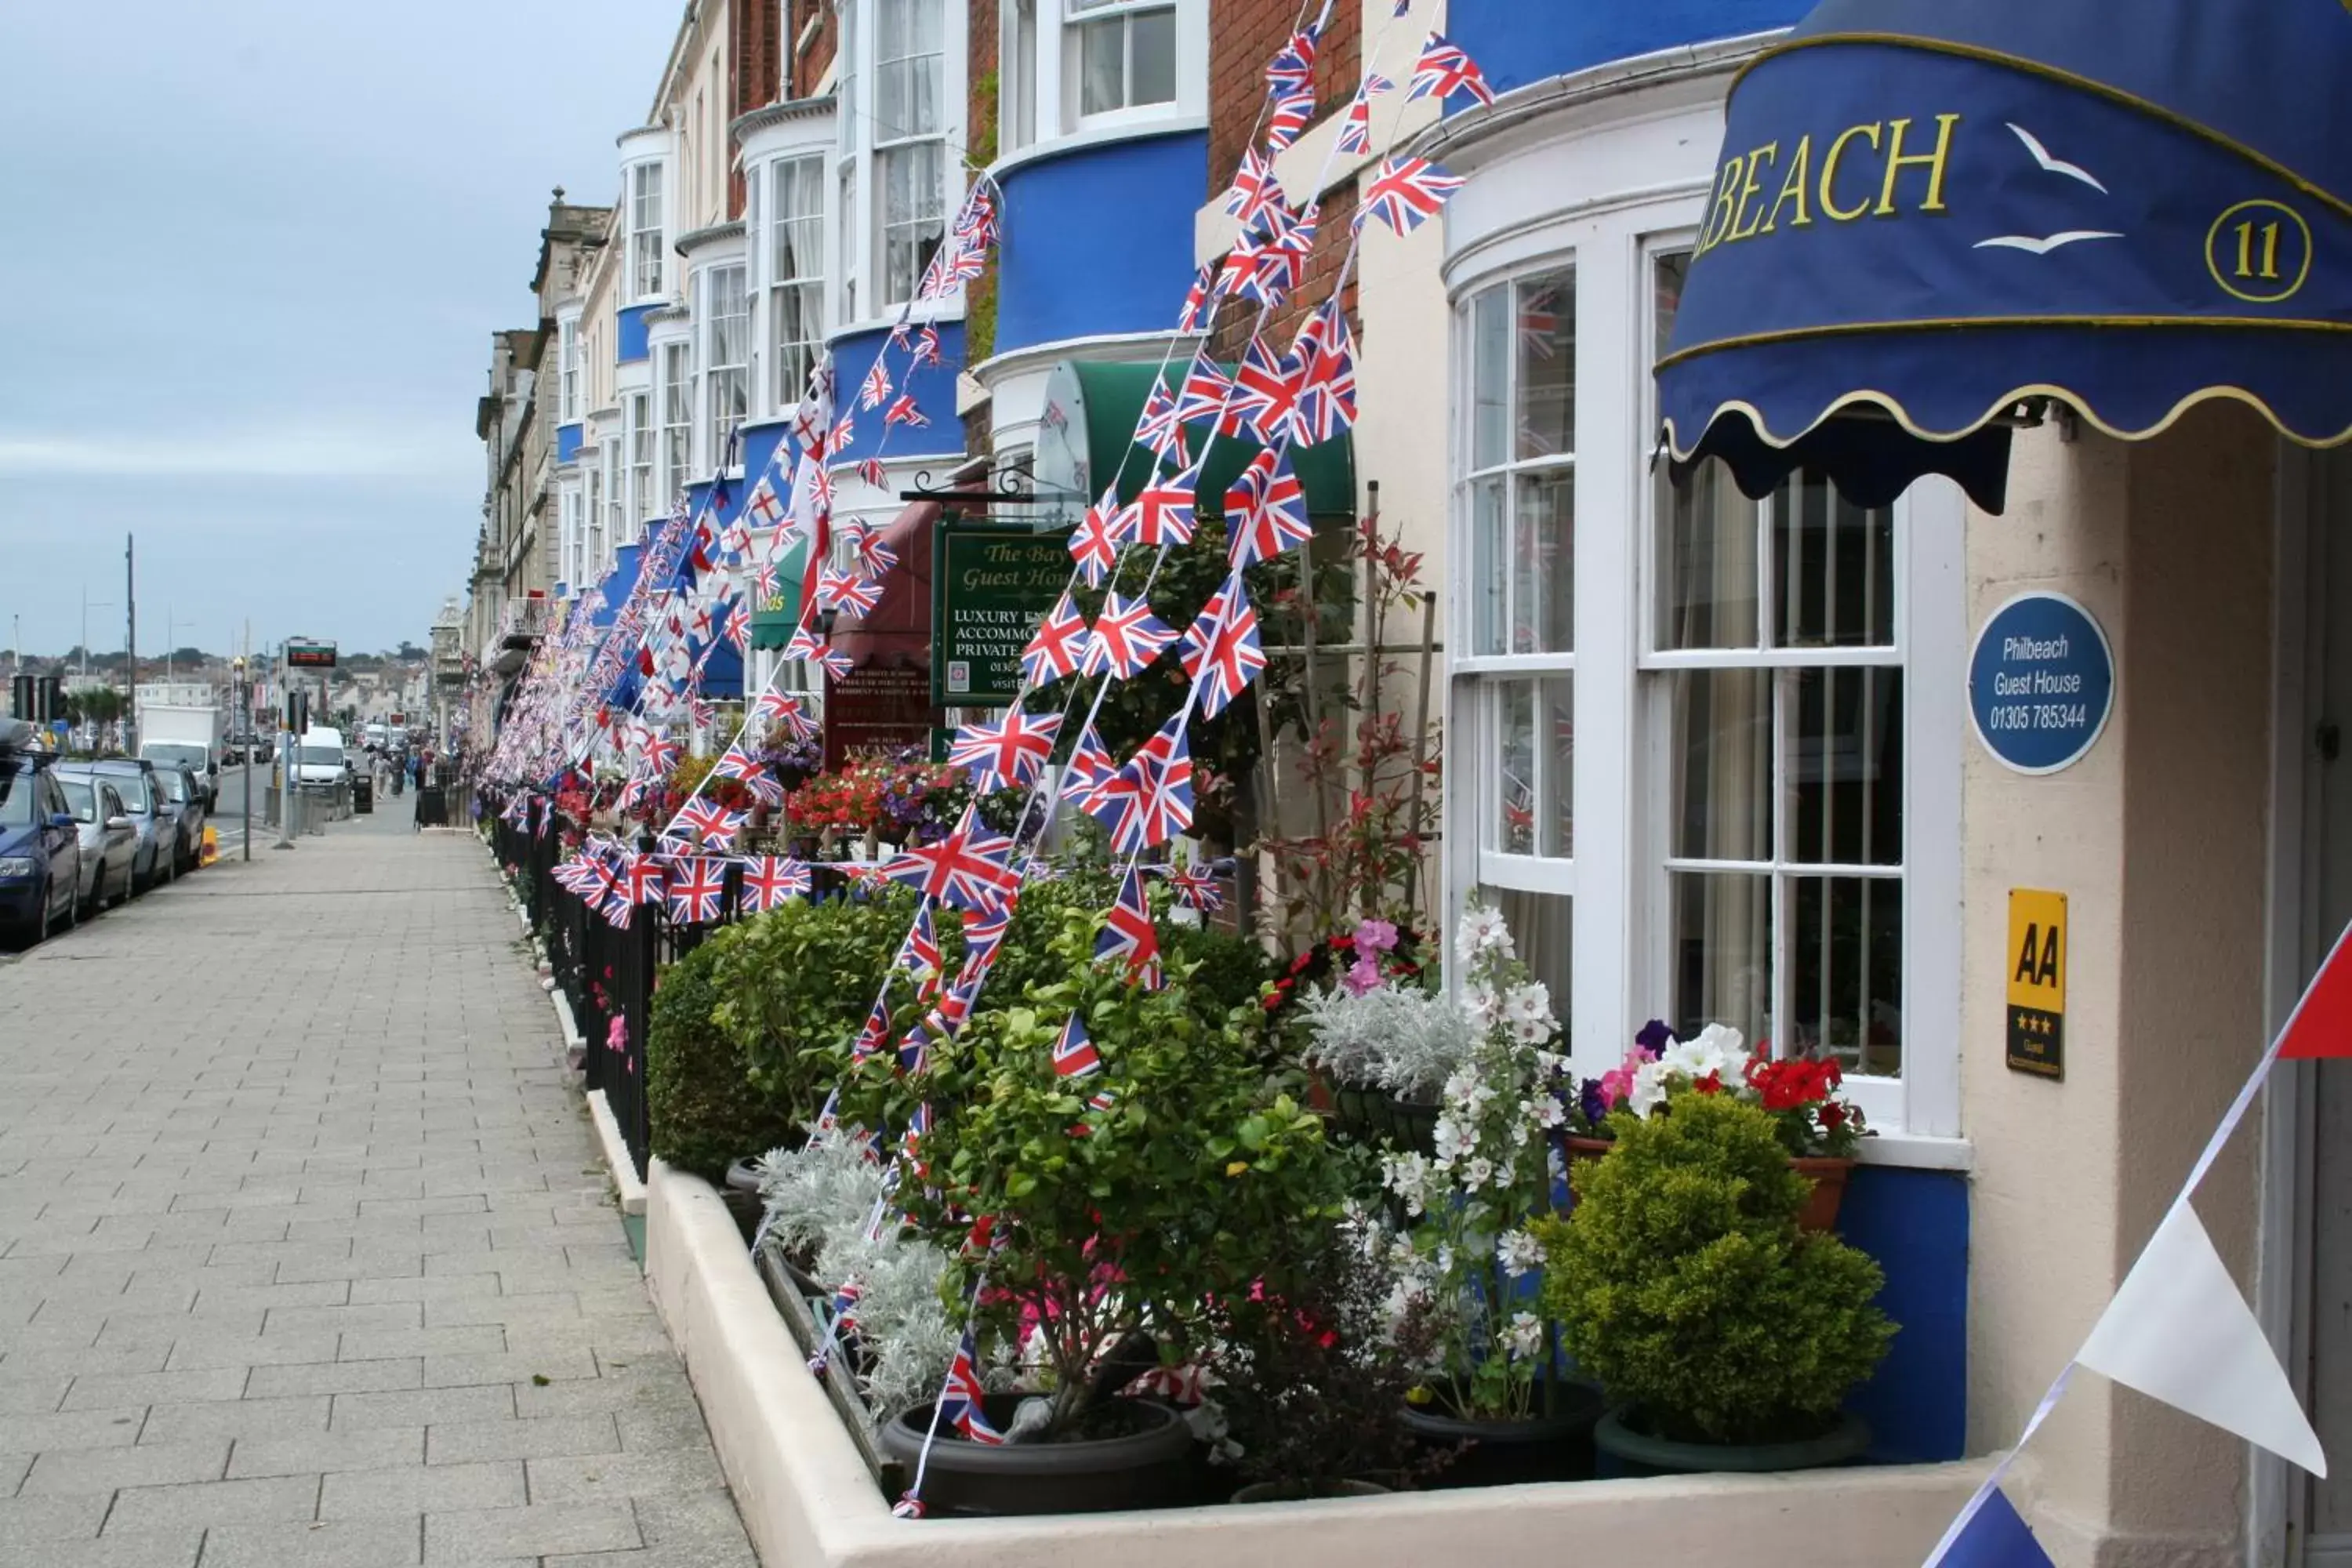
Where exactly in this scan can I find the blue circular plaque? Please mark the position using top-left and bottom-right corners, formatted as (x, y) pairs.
(1969, 592), (2115, 775)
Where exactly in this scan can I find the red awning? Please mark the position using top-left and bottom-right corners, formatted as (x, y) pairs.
(829, 500), (938, 670)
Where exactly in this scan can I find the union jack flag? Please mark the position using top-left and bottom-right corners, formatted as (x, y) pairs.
(1174, 360), (1237, 429)
(830, 412), (857, 452)
(641, 731), (681, 774)
(814, 648), (857, 681)
(746, 477), (787, 529)
(622, 851), (669, 907)
(1098, 717), (1195, 856)
(723, 601), (753, 652)
(1095, 866), (1164, 988)
(1020, 590), (1093, 688)
(1120, 469), (1198, 549)
(855, 530), (899, 575)
(719, 520), (753, 563)
(953, 186), (999, 246)
(851, 993), (893, 1062)
(739, 855), (811, 912)
(1177, 263), (1221, 332)
(711, 740), (762, 784)
(553, 855), (604, 898)
(665, 857), (728, 924)
(1134, 380), (1189, 467)
(782, 625), (826, 662)
(1069, 492), (1120, 586)
(1292, 297), (1359, 444)
(1229, 336), (1305, 445)
(1081, 593), (1176, 679)
(1225, 447), (1313, 569)
(1242, 205), (1317, 309)
(1224, 147), (1287, 234)
(1265, 86), (1314, 152)
(884, 394), (928, 429)
(756, 690), (817, 739)
(947, 709), (1062, 789)
(1265, 27), (1316, 96)
(913, 325), (943, 368)
(1335, 92), (1376, 156)
(882, 812), (1021, 913)
(673, 797), (746, 849)
(958, 900), (1015, 982)
(817, 568), (884, 617)
(898, 904), (945, 985)
(939, 1327), (1005, 1444)
(855, 457), (888, 490)
(1358, 154), (1464, 235)
(1178, 572), (1267, 719)
(752, 557), (783, 602)
(1061, 724), (1117, 811)
(1052, 1012), (1102, 1079)
(898, 1017), (933, 1076)
(1165, 863), (1226, 912)
(1407, 31), (1494, 107)
(859, 358), (893, 411)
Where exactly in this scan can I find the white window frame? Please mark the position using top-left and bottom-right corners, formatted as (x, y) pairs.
(766, 154), (827, 413)
(836, 0), (966, 326)
(1443, 205), (1963, 1142)
(1065, 0), (1179, 128)
(582, 459), (603, 592)
(698, 262), (750, 475)
(626, 390), (653, 537)
(628, 162), (668, 302)
(875, 0), (948, 311)
(557, 318), (581, 424)
(601, 438), (623, 566)
(659, 340), (692, 498)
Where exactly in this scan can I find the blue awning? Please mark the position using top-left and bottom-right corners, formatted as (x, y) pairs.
(1657, 0), (2352, 513)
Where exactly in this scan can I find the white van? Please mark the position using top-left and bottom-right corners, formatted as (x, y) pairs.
(292, 728), (347, 788)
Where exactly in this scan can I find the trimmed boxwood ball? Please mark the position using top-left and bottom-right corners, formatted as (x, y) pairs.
(645, 933), (806, 1183)
(1536, 1094), (1895, 1446)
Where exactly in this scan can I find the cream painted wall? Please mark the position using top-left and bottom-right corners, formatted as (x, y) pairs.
(1958, 408), (2277, 1566)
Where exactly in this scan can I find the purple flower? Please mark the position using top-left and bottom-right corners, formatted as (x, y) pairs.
(1341, 952), (1385, 996)
(1635, 1018), (1675, 1053)
(1354, 917), (1399, 955)
(1577, 1077), (1610, 1129)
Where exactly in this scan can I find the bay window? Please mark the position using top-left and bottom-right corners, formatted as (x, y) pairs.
(660, 342), (691, 496)
(1069, 0), (1176, 119)
(630, 162), (667, 300)
(876, 0), (946, 308)
(769, 156), (826, 408)
(626, 390), (653, 530)
(700, 263), (750, 470)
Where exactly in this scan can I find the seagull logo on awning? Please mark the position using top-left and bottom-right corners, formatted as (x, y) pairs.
(1977, 123), (2125, 255)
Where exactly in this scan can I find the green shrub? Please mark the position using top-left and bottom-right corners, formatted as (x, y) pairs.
(706, 887), (920, 1110)
(1536, 1094), (1894, 1445)
(646, 935), (806, 1182)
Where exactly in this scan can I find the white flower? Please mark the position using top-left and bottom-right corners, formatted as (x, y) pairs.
(1629, 1059), (1670, 1118)
(1462, 1156), (1494, 1191)
(1460, 980), (1506, 1029)
(1661, 1022), (1746, 1085)
(1503, 1311), (1544, 1361)
(1497, 1229), (1545, 1276)
(1442, 1068), (1495, 1111)
(1502, 982), (1554, 1044)
(1528, 1095), (1566, 1131)
(1431, 1116), (1477, 1166)
(1455, 903), (1514, 965)
(1382, 1152), (1432, 1216)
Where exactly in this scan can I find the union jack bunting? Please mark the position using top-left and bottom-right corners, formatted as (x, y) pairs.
(1229, 336), (1305, 445)
(1225, 447), (1313, 570)
(1052, 1011), (1102, 1079)
(855, 530), (899, 575)
(830, 413), (857, 453)
(1069, 492), (1120, 586)
(739, 855), (811, 913)
(1407, 31), (1495, 107)
(851, 994), (893, 1062)
(755, 691), (817, 739)
(665, 858), (728, 924)
(859, 358), (893, 411)
(884, 394), (928, 429)
(782, 626), (826, 662)
(814, 648), (858, 681)
(553, 856), (604, 897)
(897, 1018), (933, 1076)
(1019, 590), (1093, 688)
(1121, 468), (1199, 549)
(711, 741), (761, 784)
(957, 900), (1015, 984)
(855, 457), (889, 490)
(939, 245), (988, 288)
(1265, 86), (1314, 152)
(1081, 593), (1177, 680)
(912, 325), (943, 368)
(1165, 863), (1226, 913)
(622, 851), (669, 908)
(881, 814), (1022, 912)
(1134, 379), (1189, 466)
(1358, 154), (1465, 235)
(1095, 867), (1164, 988)
(1225, 147), (1287, 234)
(723, 601), (753, 652)
(1178, 572), (1268, 720)
(946, 709), (1062, 790)
(1174, 360), (1238, 429)
(1089, 717), (1195, 856)
(1292, 297), (1359, 444)
(939, 1328), (1005, 1444)
(673, 798), (746, 849)
(1176, 263), (1221, 333)
(1265, 27), (1316, 95)
(1335, 92), (1376, 156)
(817, 568), (884, 617)
(1061, 724), (1117, 811)
(746, 477), (787, 529)
(898, 903), (945, 985)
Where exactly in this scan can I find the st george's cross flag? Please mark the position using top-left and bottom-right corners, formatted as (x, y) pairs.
(947, 709), (1062, 790)
(1020, 590), (1094, 688)
(1359, 155), (1465, 236)
(746, 477), (788, 530)
(1081, 594), (1178, 680)
(738, 855), (811, 913)
(1226, 448), (1314, 570)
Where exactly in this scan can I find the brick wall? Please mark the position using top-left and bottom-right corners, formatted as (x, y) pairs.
(728, 0), (786, 217)
(785, 0), (838, 100)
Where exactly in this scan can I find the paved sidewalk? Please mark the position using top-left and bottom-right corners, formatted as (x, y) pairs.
(0, 811), (758, 1568)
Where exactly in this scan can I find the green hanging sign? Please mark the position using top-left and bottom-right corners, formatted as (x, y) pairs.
(931, 521), (1074, 708)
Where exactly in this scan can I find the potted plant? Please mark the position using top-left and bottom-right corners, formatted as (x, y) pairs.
(1374, 902), (1604, 1486)
(848, 906), (1355, 1515)
(1298, 924), (1472, 1156)
(1573, 1024), (1868, 1230)
(1536, 1092), (1895, 1475)
(643, 934), (809, 1235)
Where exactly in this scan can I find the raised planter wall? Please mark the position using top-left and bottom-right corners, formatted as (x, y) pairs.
(644, 1163), (2000, 1568)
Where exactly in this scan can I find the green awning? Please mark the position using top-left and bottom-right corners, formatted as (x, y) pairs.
(747, 535), (812, 650)
(1035, 359), (1356, 517)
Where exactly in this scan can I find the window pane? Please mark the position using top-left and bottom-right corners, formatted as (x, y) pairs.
(1130, 8), (1177, 106)
(1542, 676), (1573, 858)
(1773, 471), (1895, 648)
(1078, 17), (1123, 115)
(1470, 289), (1508, 470)
(1668, 870), (1771, 1044)
(1791, 875), (1902, 1076)
(1494, 681), (1534, 855)
(1667, 668), (1772, 862)
(1485, 887), (1571, 1014)
(1654, 250), (1689, 361)
(1514, 469), (1572, 653)
(1790, 667), (1903, 866)
(1471, 477), (1506, 657)
(1657, 456), (1759, 649)
(1516, 270), (1573, 459)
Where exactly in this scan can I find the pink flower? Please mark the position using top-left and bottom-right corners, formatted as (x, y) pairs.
(1341, 953), (1385, 996)
(1354, 918), (1399, 955)
(1596, 1044), (1658, 1109)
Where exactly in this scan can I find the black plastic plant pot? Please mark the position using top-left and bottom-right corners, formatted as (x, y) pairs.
(879, 1396), (1195, 1516)
(1403, 1381), (1607, 1488)
(1330, 1086), (1441, 1157)
(1232, 1478), (1391, 1504)
(1592, 1408), (1871, 1478)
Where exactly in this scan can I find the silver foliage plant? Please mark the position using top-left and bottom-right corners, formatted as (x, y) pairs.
(752, 1131), (956, 1433)
(1301, 981), (1477, 1102)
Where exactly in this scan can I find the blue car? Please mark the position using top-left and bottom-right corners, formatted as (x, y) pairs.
(0, 722), (84, 946)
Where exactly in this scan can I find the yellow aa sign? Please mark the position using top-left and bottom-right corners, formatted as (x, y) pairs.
(2005, 889), (2067, 1079)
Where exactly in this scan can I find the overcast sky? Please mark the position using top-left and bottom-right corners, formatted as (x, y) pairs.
(0, 1), (684, 662)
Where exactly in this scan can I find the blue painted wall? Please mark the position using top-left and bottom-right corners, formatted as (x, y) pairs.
(556, 423), (584, 464)
(825, 322), (967, 459)
(618, 304), (658, 364)
(739, 418), (793, 497)
(1446, 0), (1809, 98)
(995, 132), (1208, 357)
(1838, 1165), (1969, 1463)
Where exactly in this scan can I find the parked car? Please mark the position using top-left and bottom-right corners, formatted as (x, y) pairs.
(56, 773), (136, 914)
(73, 759), (173, 893)
(0, 721), (83, 946)
(151, 763), (207, 873)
